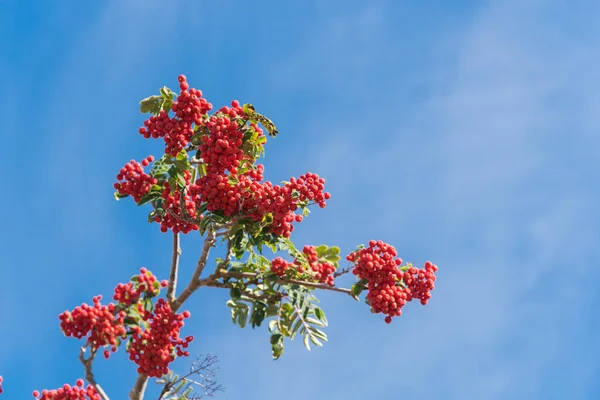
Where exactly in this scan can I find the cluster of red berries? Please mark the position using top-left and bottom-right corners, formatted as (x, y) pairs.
(32, 379), (99, 400)
(347, 240), (437, 324)
(402, 261), (438, 305)
(125, 76), (333, 237)
(286, 174), (330, 208)
(139, 75), (213, 156)
(302, 246), (336, 285)
(58, 296), (127, 350)
(0, 375), (3, 395)
(113, 267), (168, 306)
(154, 176), (201, 234)
(269, 246), (336, 285)
(128, 299), (193, 378)
(270, 257), (293, 276)
(113, 157), (158, 202)
(198, 113), (246, 175)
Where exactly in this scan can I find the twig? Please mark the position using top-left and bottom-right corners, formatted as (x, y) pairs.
(78, 345), (110, 400)
(333, 266), (353, 278)
(158, 354), (224, 400)
(167, 232), (181, 306)
(171, 226), (217, 313)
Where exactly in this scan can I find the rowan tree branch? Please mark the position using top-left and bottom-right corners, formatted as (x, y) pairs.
(78, 345), (110, 400)
(199, 270), (358, 300)
(167, 232), (181, 306)
(171, 226), (217, 313)
(128, 374), (148, 400)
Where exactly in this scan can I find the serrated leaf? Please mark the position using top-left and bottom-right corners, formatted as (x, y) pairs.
(315, 245), (328, 257)
(305, 317), (325, 327)
(303, 334), (311, 351)
(311, 328), (328, 341)
(314, 307), (327, 324)
(137, 191), (161, 206)
(309, 335), (323, 347)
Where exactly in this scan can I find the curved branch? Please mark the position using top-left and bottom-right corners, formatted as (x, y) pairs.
(171, 226), (217, 313)
(78, 345), (110, 400)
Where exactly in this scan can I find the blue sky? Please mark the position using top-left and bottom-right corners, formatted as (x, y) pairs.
(1, 0), (599, 399)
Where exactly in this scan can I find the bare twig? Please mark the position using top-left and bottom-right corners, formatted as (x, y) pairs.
(333, 266), (353, 278)
(171, 226), (217, 313)
(167, 232), (181, 306)
(158, 354), (224, 400)
(78, 345), (110, 400)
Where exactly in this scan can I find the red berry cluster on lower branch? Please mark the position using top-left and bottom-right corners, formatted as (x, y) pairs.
(128, 299), (193, 377)
(347, 240), (438, 324)
(58, 296), (126, 349)
(32, 379), (99, 400)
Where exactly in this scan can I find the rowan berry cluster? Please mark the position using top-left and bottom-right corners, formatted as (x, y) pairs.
(113, 156), (157, 202)
(32, 379), (99, 400)
(347, 240), (437, 323)
(59, 268), (179, 363)
(198, 112), (246, 174)
(401, 261), (438, 306)
(270, 257), (293, 276)
(139, 75), (212, 156)
(155, 174), (200, 234)
(128, 299), (193, 378)
(122, 75), (332, 238)
(0, 376), (3, 395)
(113, 267), (168, 306)
(269, 246), (336, 285)
(302, 245), (336, 285)
(58, 296), (127, 350)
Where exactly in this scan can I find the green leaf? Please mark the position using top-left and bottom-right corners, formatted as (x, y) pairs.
(270, 333), (284, 359)
(315, 245), (328, 257)
(230, 287), (242, 299)
(309, 334), (323, 347)
(351, 279), (368, 299)
(139, 95), (162, 113)
(303, 334), (311, 351)
(137, 191), (161, 206)
(305, 317), (325, 327)
(114, 192), (128, 200)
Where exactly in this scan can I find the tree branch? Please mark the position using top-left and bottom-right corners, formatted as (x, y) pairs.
(171, 226), (217, 313)
(167, 232), (181, 306)
(200, 270), (358, 300)
(128, 374), (148, 400)
(78, 345), (110, 400)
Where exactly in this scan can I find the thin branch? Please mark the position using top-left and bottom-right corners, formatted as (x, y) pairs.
(128, 374), (148, 400)
(158, 354), (224, 400)
(171, 226), (217, 313)
(333, 266), (353, 278)
(200, 270), (358, 300)
(78, 345), (110, 400)
(167, 232), (181, 306)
